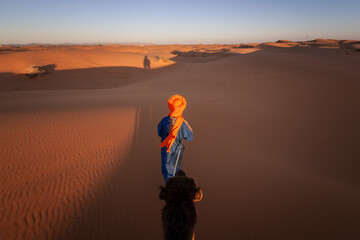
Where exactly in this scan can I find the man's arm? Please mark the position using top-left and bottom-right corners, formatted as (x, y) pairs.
(158, 119), (163, 137)
(181, 120), (194, 142)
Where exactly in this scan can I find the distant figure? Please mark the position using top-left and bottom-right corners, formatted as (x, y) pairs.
(158, 95), (193, 183)
(143, 55), (151, 70)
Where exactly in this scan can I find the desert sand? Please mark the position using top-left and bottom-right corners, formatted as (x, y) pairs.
(0, 40), (360, 239)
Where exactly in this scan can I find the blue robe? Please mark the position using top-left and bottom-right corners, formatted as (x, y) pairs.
(158, 116), (194, 182)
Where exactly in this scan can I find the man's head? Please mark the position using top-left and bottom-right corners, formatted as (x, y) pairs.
(168, 95), (187, 117)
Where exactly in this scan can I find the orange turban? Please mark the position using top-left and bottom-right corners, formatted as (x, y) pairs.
(160, 95), (187, 152)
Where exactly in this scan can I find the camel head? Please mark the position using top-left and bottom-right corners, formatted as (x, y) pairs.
(159, 170), (203, 203)
(159, 170), (203, 240)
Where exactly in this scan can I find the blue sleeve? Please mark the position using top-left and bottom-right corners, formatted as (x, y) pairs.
(158, 119), (163, 137)
(181, 120), (193, 142)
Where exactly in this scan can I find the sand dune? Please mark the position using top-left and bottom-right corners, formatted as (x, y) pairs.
(0, 108), (137, 239)
(0, 45), (171, 74)
(0, 40), (360, 239)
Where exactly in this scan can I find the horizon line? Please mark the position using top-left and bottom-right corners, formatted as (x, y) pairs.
(2, 38), (358, 47)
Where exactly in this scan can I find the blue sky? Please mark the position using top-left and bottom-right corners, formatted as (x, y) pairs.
(1, 0), (359, 44)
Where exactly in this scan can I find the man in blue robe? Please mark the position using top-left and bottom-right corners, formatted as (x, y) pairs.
(158, 95), (193, 182)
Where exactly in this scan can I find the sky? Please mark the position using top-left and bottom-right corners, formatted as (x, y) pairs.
(0, 0), (359, 44)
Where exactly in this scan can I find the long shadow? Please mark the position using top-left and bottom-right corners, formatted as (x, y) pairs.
(0, 72), (15, 91)
(0, 49), (31, 55)
(0, 65), (178, 92)
(63, 103), (164, 240)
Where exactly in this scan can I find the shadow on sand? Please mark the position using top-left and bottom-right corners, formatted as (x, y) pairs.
(0, 65), (177, 92)
(62, 104), (164, 240)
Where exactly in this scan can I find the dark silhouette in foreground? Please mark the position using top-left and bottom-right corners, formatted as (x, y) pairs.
(159, 170), (203, 240)
(143, 55), (151, 70)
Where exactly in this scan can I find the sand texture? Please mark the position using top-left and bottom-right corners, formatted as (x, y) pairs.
(1, 40), (360, 239)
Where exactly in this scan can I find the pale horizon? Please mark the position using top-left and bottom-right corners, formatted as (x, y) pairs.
(1, 0), (360, 45)
(2, 37), (359, 46)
